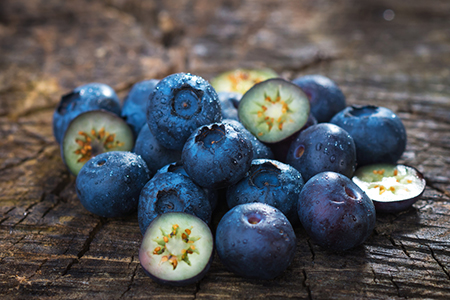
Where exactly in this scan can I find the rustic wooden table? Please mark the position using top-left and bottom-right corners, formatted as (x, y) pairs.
(1, 0), (449, 299)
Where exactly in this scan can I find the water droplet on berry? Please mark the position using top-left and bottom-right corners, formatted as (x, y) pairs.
(316, 143), (322, 151)
(330, 155), (336, 163)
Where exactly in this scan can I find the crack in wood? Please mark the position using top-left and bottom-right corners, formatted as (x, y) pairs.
(426, 245), (450, 280)
(119, 260), (139, 299)
(389, 237), (411, 258)
(302, 269), (312, 300)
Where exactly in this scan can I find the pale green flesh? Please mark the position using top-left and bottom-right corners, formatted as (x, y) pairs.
(139, 213), (213, 282)
(211, 68), (278, 95)
(352, 164), (425, 202)
(62, 110), (134, 176)
(238, 79), (310, 143)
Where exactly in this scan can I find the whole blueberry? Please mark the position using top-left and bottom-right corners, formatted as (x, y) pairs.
(53, 83), (122, 145)
(227, 159), (304, 224)
(157, 161), (219, 212)
(134, 124), (181, 174)
(147, 73), (222, 150)
(286, 123), (357, 182)
(138, 172), (212, 235)
(330, 105), (407, 166)
(218, 91), (242, 121)
(223, 119), (274, 159)
(298, 171), (376, 251)
(292, 75), (346, 123)
(121, 79), (159, 137)
(215, 203), (297, 280)
(75, 151), (152, 218)
(182, 122), (253, 189)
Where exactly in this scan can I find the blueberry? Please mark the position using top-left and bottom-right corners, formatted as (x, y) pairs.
(182, 122), (253, 189)
(147, 73), (222, 151)
(352, 163), (426, 213)
(75, 151), (152, 218)
(211, 68), (279, 95)
(298, 171), (376, 251)
(238, 78), (310, 143)
(286, 123), (357, 182)
(139, 212), (214, 286)
(215, 203), (296, 280)
(227, 159), (304, 224)
(330, 105), (407, 166)
(61, 110), (135, 176)
(138, 172), (212, 235)
(121, 79), (159, 137)
(133, 124), (181, 174)
(53, 83), (121, 145)
(218, 91), (242, 121)
(223, 119), (274, 159)
(292, 74), (346, 123)
(157, 161), (219, 212)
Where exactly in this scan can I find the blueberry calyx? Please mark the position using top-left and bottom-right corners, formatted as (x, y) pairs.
(73, 127), (124, 163)
(249, 162), (281, 188)
(195, 124), (226, 148)
(346, 105), (379, 117)
(151, 224), (200, 270)
(246, 212), (263, 224)
(57, 91), (81, 115)
(171, 84), (204, 119)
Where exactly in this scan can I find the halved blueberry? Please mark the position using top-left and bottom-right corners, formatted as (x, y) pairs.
(61, 110), (134, 176)
(238, 78), (310, 143)
(139, 212), (214, 286)
(352, 163), (426, 213)
(211, 68), (278, 95)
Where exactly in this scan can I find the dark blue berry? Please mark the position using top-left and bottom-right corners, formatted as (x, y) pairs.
(75, 151), (152, 218)
(330, 105), (407, 166)
(53, 83), (122, 145)
(147, 73), (222, 150)
(121, 79), (159, 137)
(298, 171), (376, 251)
(138, 172), (212, 235)
(215, 203), (296, 280)
(227, 159), (304, 224)
(292, 74), (346, 123)
(286, 123), (357, 182)
(218, 91), (242, 121)
(182, 122), (253, 189)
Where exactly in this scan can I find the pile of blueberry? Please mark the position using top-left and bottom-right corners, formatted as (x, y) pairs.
(53, 69), (426, 286)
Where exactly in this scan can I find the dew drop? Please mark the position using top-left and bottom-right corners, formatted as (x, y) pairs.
(330, 155), (336, 163)
(316, 143), (322, 151)
(243, 239), (248, 244)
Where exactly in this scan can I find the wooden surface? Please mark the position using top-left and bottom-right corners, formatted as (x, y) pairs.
(1, 0), (450, 299)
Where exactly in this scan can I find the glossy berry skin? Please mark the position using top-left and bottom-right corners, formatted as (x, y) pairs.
(215, 203), (296, 280)
(330, 105), (407, 166)
(223, 119), (274, 160)
(182, 122), (253, 189)
(292, 74), (346, 123)
(286, 123), (356, 182)
(138, 172), (212, 235)
(157, 161), (219, 212)
(147, 73), (222, 151)
(121, 79), (159, 137)
(53, 83), (121, 145)
(134, 124), (181, 174)
(218, 91), (242, 121)
(298, 172), (376, 251)
(227, 159), (304, 224)
(75, 151), (152, 218)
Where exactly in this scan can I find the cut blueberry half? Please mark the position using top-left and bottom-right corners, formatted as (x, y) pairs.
(352, 163), (426, 213)
(211, 68), (278, 95)
(238, 78), (310, 143)
(139, 212), (214, 286)
(61, 110), (134, 176)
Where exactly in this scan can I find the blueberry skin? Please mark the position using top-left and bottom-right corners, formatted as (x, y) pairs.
(215, 203), (297, 280)
(147, 73), (222, 150)
(53, 83), (121, 145)
(292, 75), (346, 123)
(157, 161), (219, 211)
(121, 79), (159, 137)
(223, 119), (274, 159)
(227, 159), (304, 224)
(138, 172), (212, 235)
(75, 151), (152, 218)
(330, 105), (407, 166)
(134, 124), (182, 174)
(218, 91), (242, 121)
(298, 171), (376, 251)
(286, 123), (356, 182)
(182, 122), (253, 189)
